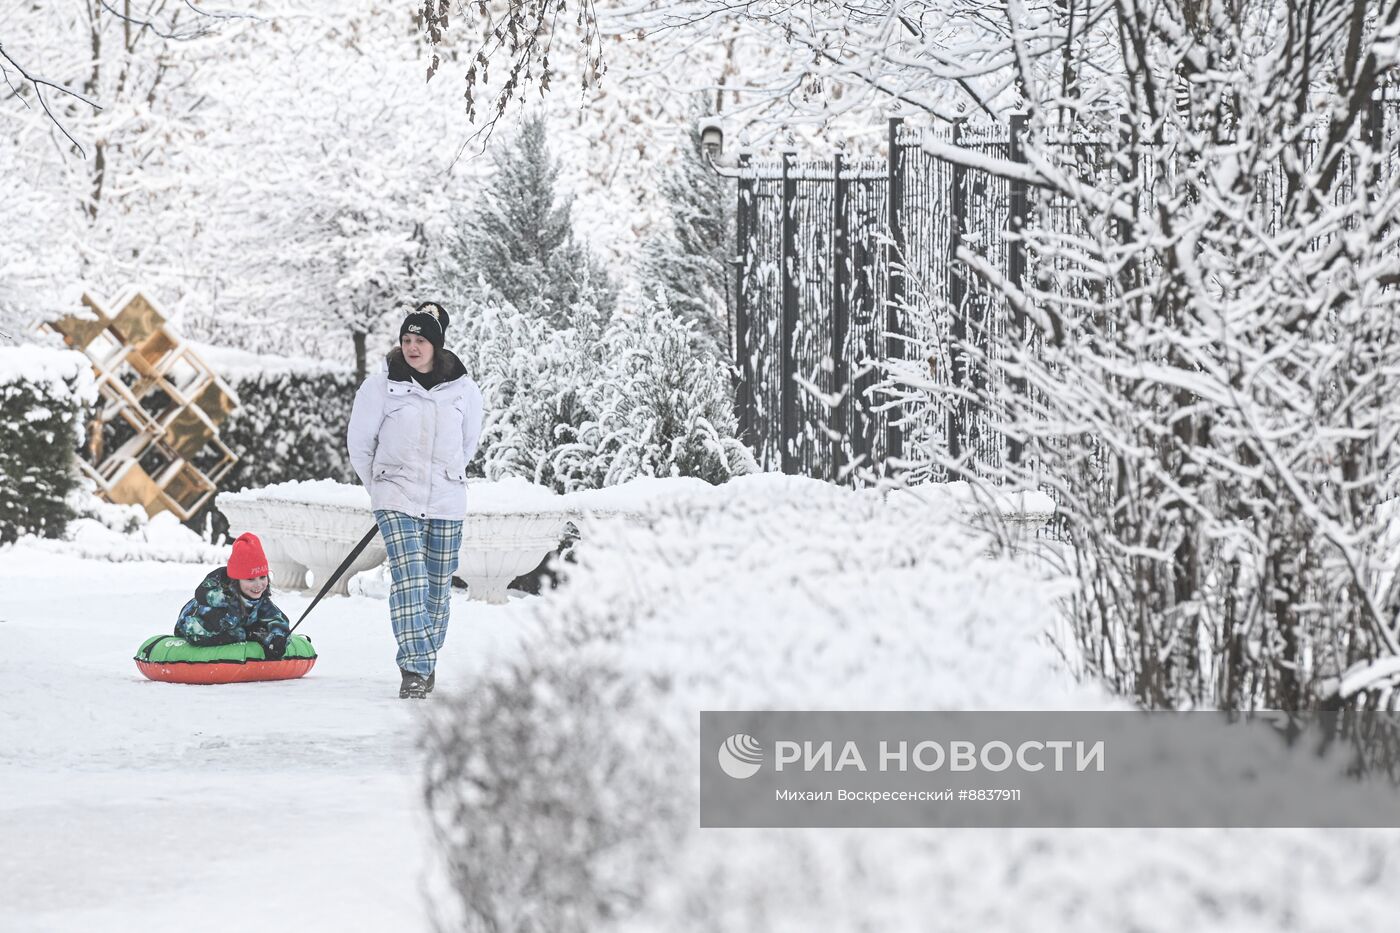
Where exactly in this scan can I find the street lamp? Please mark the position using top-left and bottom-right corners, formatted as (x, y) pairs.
(698, 116), (747, 178)
(699, 116), (724, 159)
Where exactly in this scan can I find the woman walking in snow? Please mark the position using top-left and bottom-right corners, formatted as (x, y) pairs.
(347, 302), (485, 699)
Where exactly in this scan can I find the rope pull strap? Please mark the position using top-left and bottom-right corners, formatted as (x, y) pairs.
(290, 525), (381, 633)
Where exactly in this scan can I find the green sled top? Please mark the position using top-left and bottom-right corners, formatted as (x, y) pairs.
(135, 634), (317, 664)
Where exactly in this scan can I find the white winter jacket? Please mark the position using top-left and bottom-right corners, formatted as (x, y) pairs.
(346, 349), (485, 521)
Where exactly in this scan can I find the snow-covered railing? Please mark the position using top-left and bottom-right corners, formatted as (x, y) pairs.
(457, 479), (574, 604)
(217, 481), (386, 595)
(218, 478), (580, 603)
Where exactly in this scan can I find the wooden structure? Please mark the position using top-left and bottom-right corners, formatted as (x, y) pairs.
(44, 288), (240, 520)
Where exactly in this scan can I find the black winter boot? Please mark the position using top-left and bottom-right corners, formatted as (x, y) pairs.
(425, 671), (436, 695)
(399, 669), (429, 700)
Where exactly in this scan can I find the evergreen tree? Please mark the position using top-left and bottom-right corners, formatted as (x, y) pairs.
(448, 114), (613, 326)
(640, 122), (736, 356)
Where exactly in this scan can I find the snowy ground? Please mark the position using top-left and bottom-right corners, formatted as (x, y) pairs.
(0, 544), (535, 933)
(7, 477), (1400, 932)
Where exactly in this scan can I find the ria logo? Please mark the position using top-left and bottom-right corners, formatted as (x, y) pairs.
(718, 733), (764, 779)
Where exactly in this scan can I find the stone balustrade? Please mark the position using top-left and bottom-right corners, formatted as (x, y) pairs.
(216, 476), (1059, 603)
(217, 488), (385, 596)
(217, 479), (577, 603)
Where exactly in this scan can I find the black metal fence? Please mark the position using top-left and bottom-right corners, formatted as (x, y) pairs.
(731, 107), (1396, 483)
(731, 116), (1030, 482)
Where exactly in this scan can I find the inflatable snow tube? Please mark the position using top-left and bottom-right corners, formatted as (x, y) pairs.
(134, 634), (317, 685)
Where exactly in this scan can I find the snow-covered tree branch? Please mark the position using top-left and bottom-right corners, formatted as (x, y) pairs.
(875, 0), (1400, 713)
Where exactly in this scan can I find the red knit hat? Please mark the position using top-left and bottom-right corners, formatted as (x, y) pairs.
(227, 532), (270, 580)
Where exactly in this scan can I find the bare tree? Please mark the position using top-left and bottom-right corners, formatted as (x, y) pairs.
(877, 0), (1400, 714)
(0, 39), (102, 155)
(2, 1), (246, 159)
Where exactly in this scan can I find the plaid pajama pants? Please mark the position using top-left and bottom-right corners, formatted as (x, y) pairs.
(374, 509), (464, 677)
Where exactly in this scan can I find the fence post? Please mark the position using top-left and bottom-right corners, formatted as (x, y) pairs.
(1367, 94), (1385, 193)
(832, 150), (850, 484)
(884, 116), (906, 475)
(947, 120), (967, 470)
(733, 151), (757, 455)
(851, 232), (874, 474)
(1368, 94), (1389, 247)
(1368, 95), (1384, 148)
(780, 147), (800, 475)
(1007, 113), (1029, 466)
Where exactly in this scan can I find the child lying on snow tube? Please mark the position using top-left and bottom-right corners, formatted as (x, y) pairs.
(175, 532), (291, 660)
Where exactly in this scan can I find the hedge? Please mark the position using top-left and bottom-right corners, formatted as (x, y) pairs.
(0, 347), (95, 545)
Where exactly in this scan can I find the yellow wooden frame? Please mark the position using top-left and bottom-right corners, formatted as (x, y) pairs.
(43, 288), (242, 521)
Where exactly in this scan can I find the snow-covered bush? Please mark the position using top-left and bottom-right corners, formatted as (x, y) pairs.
(422, 476), (1400, 932)
(452, 298), (755, 492)
(867, 4), (1400, 715)
(28, 490), (230, 564)
(0, 347), (95, 545)
(451, 300), (607, 490)
(423, 650), (681, 932)
(427, 477), (1049, 931)
(68, 484), (145, 535)
(559, 308), (757, 487)
(218, 368), (358, 493)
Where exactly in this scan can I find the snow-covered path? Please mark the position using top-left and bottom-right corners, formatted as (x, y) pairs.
(9, 479), (1400, 933)
(0, 546), (533, 933)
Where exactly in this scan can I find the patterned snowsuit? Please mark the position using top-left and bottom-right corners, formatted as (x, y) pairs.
(174, 567), (292, 659)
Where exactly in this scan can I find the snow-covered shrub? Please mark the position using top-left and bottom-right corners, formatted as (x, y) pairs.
(218, 368), (358, 492)
(420, 477), (1087, 931)
(452, 299), (609, 490)
(0, 347), (95, 545)
(451, 298), (755, 492)
(556, 308), (756, 488)
(68, 482), (145, 535)
(871, 5), (1400, 715)
(423, 476), (1400, 932)
(423, 652), (681, 933)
